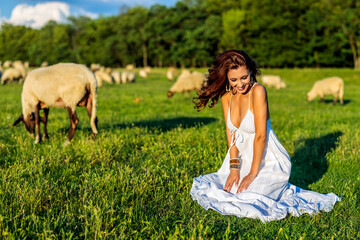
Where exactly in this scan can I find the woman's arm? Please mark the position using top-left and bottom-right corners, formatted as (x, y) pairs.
(237, 84), (268, 192)
(221, 93), (240, 192)
(221, 93), (240, 158)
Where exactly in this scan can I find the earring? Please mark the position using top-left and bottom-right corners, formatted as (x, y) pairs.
(226, 82), (231, 92)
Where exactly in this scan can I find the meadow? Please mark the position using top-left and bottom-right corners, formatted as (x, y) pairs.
(0, 68), (359, 239)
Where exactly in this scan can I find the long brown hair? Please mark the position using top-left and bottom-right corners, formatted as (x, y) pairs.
(194, 49), (260, 111)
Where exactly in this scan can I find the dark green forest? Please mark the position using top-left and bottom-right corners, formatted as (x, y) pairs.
(0, 0), (359, 69)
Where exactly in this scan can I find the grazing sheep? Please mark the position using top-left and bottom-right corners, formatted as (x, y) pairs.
(90, 63), (101, 72)
(125, 64), (134, 70)
(40, 61), (48, 67)
(168, 66), (178, 75)
(94, 68), (113, 87)
(111, 71), (121, 84)
(1, 68), (23, 85)
(121, 71), (136, 83)
(166, 69), (175, 81)
(139, 69), (147, 78)
(306, 76), (344, 105)
(13, 63), (98, 144)
(127, 72), (136, 83)
(144, 66), (151, 73)
(12, 60), (27, 81)
(167, 70), (204, 98)
(261, 75), (286, 89)
(3, 60), (12, 68)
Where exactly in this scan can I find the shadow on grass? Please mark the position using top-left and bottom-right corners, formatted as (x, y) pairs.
(289, 131), (342, 189)
(322, 99), (351, 105)
(98, 116), (218, 133)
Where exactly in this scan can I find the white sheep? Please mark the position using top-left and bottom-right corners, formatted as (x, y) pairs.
(121, 71), (136, 83)
(144, 66), (151, 73)
(125, 64), (134, 70)
(261, 75), (286, 89)
(94, 68), (113, 87)
(90, 63), (101, 72)
(121, 71), (128, 84)
(306, 76), (344, 105)
(3, 60), (12, 68)
(40, 61), (48, 67)
(111, 71), (121, 84)
(13, 63), (98, 144)
(167, 70), (204, 98)
(139, 69), (147, 78)
(167, 69), (175, 81)
(1, 68), (23, 85)
(12, 60), (27, 81)
(127, 72), (136, 83)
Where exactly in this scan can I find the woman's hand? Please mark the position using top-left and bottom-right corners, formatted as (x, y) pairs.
(224, 170), (239, 192)
(237, 173), (256, 193)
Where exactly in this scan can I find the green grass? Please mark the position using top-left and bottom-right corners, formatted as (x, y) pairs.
(0, 68), (359, 239)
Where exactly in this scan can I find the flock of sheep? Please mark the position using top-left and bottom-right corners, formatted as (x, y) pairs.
(0, 59), (344, 144)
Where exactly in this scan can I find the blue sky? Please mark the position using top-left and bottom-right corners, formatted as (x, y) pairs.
(0, 0), (178, 28)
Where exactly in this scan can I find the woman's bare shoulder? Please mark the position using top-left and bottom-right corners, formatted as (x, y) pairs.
(221, 91), (231, 104)
(252, 83), (267, 100)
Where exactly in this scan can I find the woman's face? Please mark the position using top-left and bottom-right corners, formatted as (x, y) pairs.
(227, 66), (251, 94)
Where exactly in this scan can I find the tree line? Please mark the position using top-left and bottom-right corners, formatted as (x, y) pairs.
(0, 0), (359, 69)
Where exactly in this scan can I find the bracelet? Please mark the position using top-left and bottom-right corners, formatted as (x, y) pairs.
(230, 159), (239, 164)
(248, 173), (257, 177)
(229, 157), (241, 170)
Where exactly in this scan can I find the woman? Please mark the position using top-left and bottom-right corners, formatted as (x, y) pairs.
(190, 49), (340, 222)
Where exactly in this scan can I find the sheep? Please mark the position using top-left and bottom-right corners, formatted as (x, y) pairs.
(166, 69), (175, 81)
(94, 68), (113, 87)
(306, 76), (344, 105)
(90, 63), (101, 72)
(12, 60), (27, 81)
(167, 70), (204, 98)
(13, 63), (98, 144)
(3, 60), (12, 68)
(1, 68), (23, 85)
(127, 72), (136, 83)
(261, 75), (286, 89)
(121, 71), (136, 83)
(125, 64), (134, 70)
(144, 66), (151, 73)
(121, 71), (128, 84)
(111, 71), (121, 84)
(40, 61), (48, 67)
(139, 69), (147, 78)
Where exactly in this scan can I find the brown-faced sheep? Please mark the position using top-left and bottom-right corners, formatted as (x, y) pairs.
(13, 63), (98, 144)
(261, 75), (286, 89)
(306, 76), (344, 105)
(167, 70), (204, 98)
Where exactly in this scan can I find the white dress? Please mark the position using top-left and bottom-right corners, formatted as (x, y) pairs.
(190, 84), (340, 222)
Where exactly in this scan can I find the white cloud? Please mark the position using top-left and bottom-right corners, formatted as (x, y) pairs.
(71, 7), (99, 19)
(8, 2), (70, 28)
